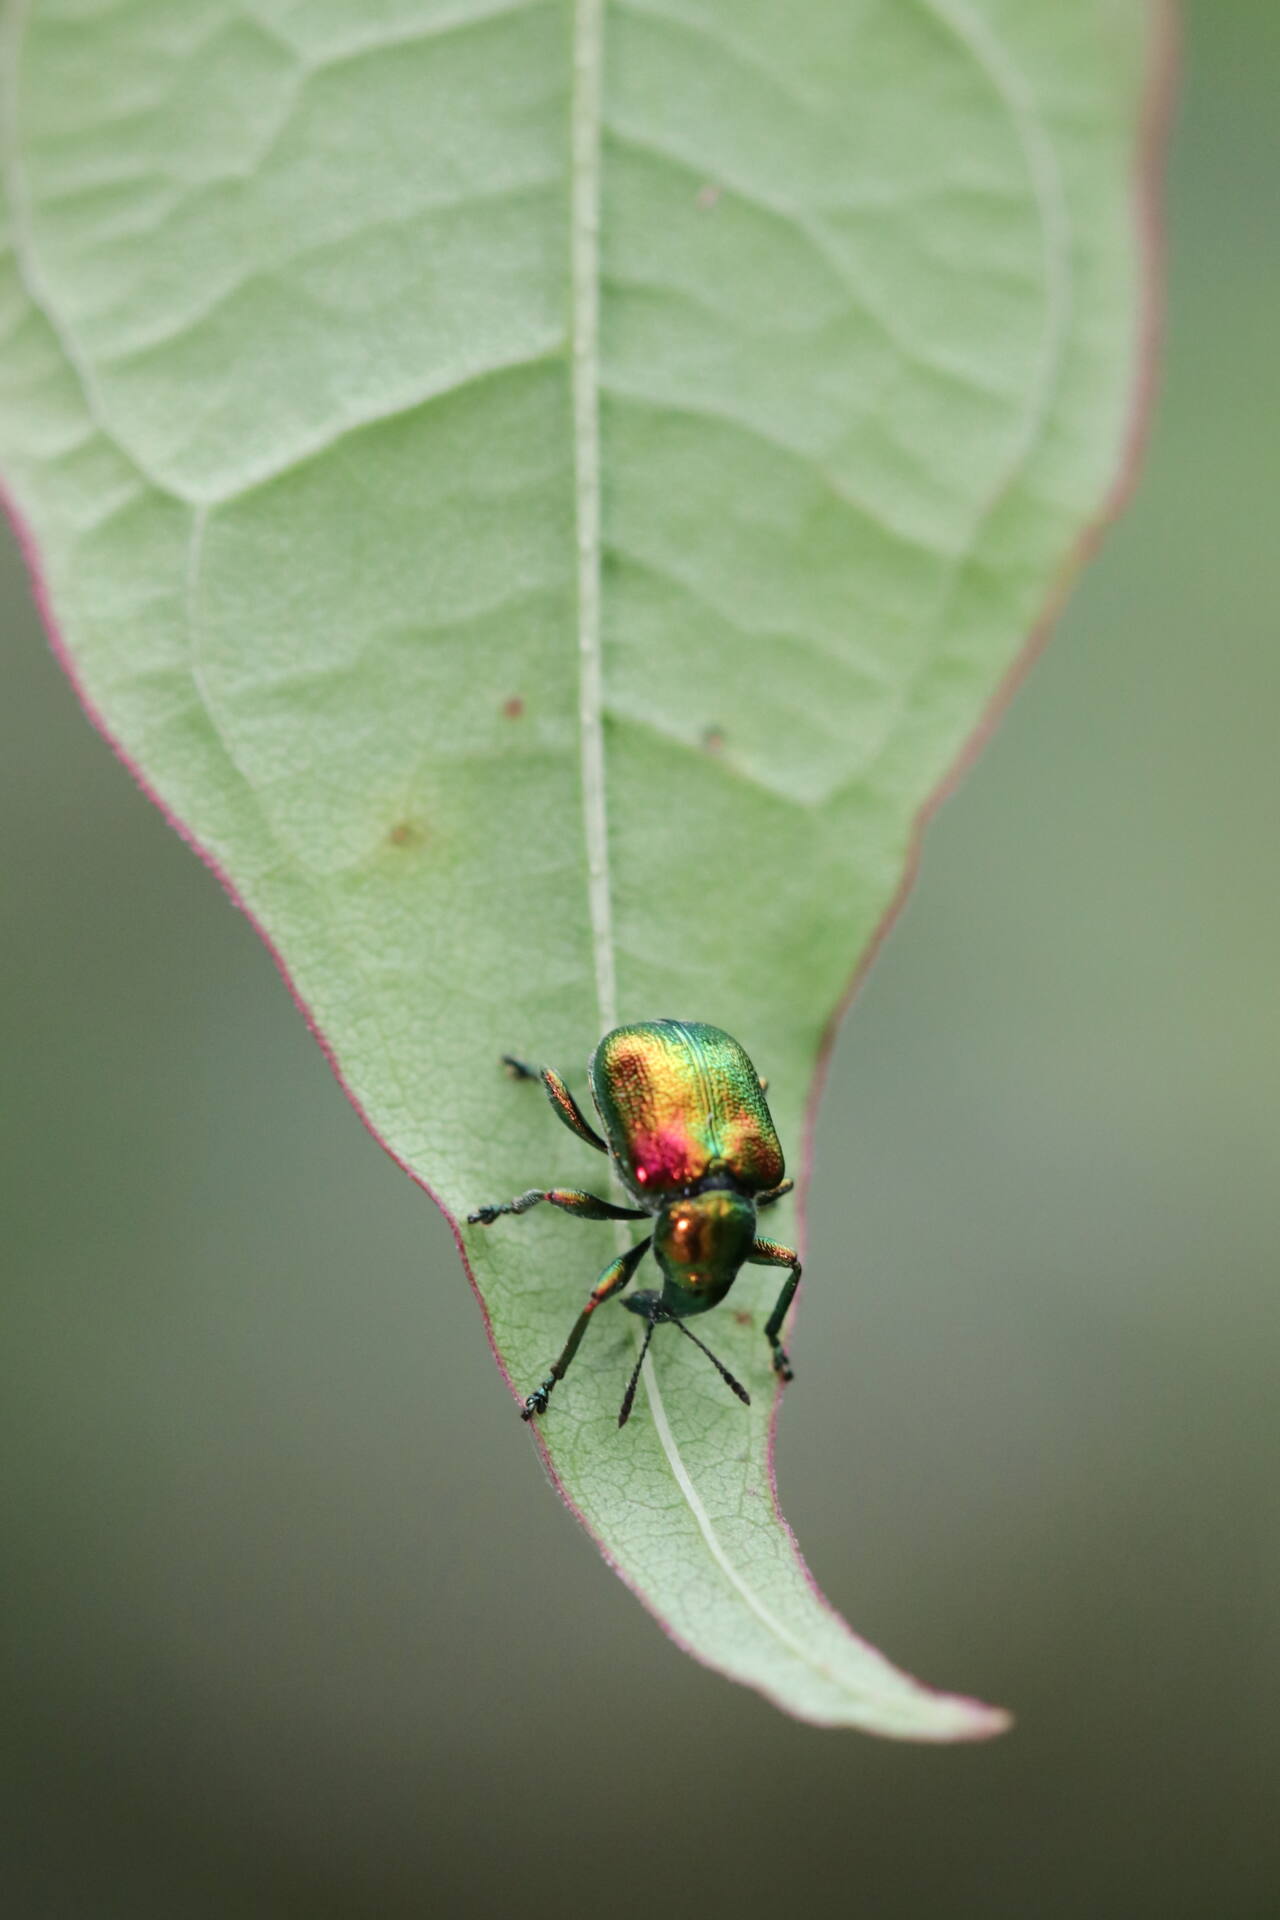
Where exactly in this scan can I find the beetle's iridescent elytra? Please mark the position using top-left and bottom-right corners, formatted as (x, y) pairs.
(468, 1020), (801, 1427)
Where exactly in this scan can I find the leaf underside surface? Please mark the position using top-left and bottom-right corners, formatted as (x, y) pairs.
(0, 0), (1160, 1731)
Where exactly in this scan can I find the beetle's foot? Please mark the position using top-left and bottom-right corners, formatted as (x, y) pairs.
(771, 1347), (794, 1383)
(520, 1376), (556, 1421)
(468, 1205), (499, 1225)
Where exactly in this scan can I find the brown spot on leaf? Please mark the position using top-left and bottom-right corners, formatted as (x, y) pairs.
(502, 695), (525, 719)
(388, 819), (426, 849)
(696, 183), (722, 210)
(703, 726), (726, 755)
(732, 1310), (754, 1328)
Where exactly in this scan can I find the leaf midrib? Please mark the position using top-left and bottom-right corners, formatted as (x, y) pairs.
(568, 0), (861, 1696)
(571, 0), (617, 1034)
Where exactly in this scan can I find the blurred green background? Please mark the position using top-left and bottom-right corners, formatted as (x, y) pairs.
(3, 7), (1276, 1915)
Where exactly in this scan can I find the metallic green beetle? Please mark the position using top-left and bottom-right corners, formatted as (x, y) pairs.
(468, 1020), (801, 1426)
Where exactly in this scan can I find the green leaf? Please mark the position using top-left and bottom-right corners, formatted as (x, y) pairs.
(0, 0), (1160, 1732)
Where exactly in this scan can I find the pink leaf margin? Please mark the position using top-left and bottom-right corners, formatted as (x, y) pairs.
(763, 0), (1176, 1731)
(2, 2), (1173, 1735)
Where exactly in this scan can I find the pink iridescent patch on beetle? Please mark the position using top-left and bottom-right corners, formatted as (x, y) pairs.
(629, 1120), (705, 1190)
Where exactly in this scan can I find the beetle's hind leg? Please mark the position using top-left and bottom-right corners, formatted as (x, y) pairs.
(748, 1238), (802, 1382)
(501, 1056), (609, 1154)
(468, 1187), (645, 1227)
(521, 1238), (651, 1420)
(755, 1177), (794, 1211)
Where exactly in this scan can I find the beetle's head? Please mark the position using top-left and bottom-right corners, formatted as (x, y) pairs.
(652, 1189), (756, 1301)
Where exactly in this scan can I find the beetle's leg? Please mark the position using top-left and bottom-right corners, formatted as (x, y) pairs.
(748, 1238), (802, 1382)
(501, 1056), (609, 1155)
(755, 1177), (794, 1212)
(468, 1187), (645, 1227)
(521, 1237), (652, 1420)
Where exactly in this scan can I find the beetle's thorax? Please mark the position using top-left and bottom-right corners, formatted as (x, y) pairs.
(652, 1186), (756, 1315)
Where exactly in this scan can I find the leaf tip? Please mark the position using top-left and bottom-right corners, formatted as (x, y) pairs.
(957, 1699), (1015, 1743)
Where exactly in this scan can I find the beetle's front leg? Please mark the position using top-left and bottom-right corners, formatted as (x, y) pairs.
(522, 1237), (652, 1420)
(748, 1238), (802, 1382)
(755, 1177), (794, 1212)
(468, 1188), (646, 1227)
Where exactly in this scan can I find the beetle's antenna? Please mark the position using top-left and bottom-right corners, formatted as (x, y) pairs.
(667, 1318), (751, 1406)
(618, 1316), (659, 1428)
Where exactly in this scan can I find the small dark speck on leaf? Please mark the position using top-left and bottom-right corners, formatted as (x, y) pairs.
(388, 819), (426, 849)
(703, 726), (726, 755)
(503, 695), (525, 719)
(696, 183), (722, 210)
(732, 1309), (753, 1328)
